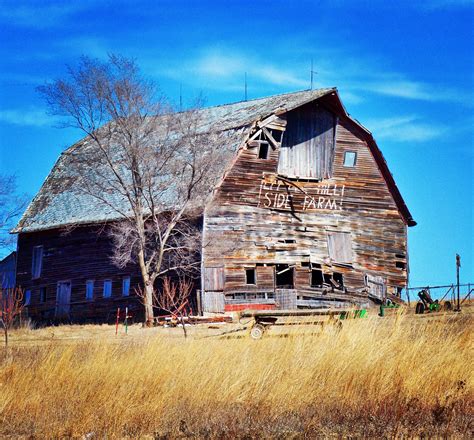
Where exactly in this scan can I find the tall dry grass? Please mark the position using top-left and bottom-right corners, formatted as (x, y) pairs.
(0, 312), (472, 438)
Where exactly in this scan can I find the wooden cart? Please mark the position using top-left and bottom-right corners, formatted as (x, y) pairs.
(239, 308), (367, 339)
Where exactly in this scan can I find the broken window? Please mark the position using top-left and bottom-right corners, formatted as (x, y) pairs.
(103, 279), (112, 298)
(24, 290), (31, 306)
(122, 276), (131, 296)
(31, 245), (43, 279)
(86, 280), (94, 300)
(343, 151), (357, 167)
(275, 264), (294, 288)
(270, 129), (283, 143)
(258, 142), (269, 159)
(278, 106), (336, 180)
(396, 261), (406, 269)
(333, 272), (344, 288)
(245, 268), (256, 285)
(327, 231), (353, 264)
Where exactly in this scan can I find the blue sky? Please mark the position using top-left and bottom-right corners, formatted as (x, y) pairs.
(0, 0), (472, 291)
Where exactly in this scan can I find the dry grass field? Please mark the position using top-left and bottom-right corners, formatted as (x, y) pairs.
(0, 308), (473, 438)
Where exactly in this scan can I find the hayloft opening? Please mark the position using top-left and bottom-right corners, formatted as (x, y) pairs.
(275, 264), (294, 288)
(258, 142), (269, 159)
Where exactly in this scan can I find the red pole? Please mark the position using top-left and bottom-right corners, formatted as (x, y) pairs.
(115, 307), (120, 335)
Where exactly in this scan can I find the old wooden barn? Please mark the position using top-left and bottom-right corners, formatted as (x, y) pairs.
(13, 88), (415, 322)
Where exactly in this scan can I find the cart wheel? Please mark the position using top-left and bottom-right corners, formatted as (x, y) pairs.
(250, 324), (266, 340)
(415, 302), (425, 314)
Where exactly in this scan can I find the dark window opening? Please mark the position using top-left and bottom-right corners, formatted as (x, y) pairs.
(343, 151), (357, 167)
(245, 268), (256, 285)
(396, 261), (406, 269)
(324, 273), (332, 284)
(276, 264), (294, 288)
(256, 263), (265, 266)
(270, 129), (283, 143)
(32, 245), (43, 279)
(311, 269), (324, 287)
(397, 287), (403, 296)
(301, 262), (310, 267)
(39, 287), (46, 303)
(395, 254), (405, 259)
(258, 142), (269, 159)
(333, 272), (344, 288)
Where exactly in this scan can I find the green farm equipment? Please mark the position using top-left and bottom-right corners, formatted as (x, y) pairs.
(415, 289), (452, 314)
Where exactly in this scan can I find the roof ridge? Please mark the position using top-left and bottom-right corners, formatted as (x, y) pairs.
(198, 87), (336, 111)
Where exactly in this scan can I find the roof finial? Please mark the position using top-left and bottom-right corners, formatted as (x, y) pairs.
(310, 59), (317, 90)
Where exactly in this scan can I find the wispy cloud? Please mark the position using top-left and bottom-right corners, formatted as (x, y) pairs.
(0, 108), (57, 128)
(161, 48), (308, 92)
(364, 115), (447, 142)
(159, 46), (467, 107)
(0, 1), (116, 29)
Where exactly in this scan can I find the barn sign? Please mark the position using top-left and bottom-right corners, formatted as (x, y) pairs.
(257, 173), (345, 212)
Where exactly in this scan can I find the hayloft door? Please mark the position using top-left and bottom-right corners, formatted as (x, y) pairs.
(56, 281), (71, 318)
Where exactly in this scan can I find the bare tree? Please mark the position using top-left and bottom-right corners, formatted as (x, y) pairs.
(140, 277), (193, 338)
(38, 55), (232, 325)
(0, 175), (27, 253)
(0, 287), (24, 348)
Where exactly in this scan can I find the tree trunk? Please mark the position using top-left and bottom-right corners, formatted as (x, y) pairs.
(180, 315), (188, 338)
(4, 327), (7, 348)
(144, 283), (154, 326)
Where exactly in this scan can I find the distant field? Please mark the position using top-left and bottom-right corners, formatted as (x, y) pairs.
(0, 307), (473, 438)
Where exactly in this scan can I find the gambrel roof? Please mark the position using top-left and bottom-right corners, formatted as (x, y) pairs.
(13, 88), (415, 233)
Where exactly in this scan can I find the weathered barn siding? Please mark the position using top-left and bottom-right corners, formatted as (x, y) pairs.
(16, 226), (142, 322)
(202, 99), (408, 309)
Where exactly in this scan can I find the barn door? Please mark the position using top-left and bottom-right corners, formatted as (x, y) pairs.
(56, 281), (71, 318)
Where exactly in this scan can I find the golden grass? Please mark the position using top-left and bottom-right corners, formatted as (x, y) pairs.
(0, 311), (473, 438)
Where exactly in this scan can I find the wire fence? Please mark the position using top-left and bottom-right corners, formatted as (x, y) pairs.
(403, 282), (473, 306)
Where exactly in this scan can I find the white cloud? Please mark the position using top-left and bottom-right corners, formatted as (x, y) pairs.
(0, 108), (57, 128)
(162, 48), (309, 92)
(364, 115), (447, 142)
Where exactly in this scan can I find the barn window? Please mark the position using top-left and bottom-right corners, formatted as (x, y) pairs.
(276, 264), (294, 288)
(327, 231), (353, 264)
(333, 272), (344, 288)
(311, 266), (324, 287)
(103, 280), (112, 298)
(24, 290), (31, 306)
(278, 106), (336, 180)
(86, 280), (94, 300)
(396, 261), (406, 270)
(122, 276), (131, 296)
(343, 151), (357, 167)
(258, 142), (269, 159)
(39, 287), (46, 303)
(245, 268), (256, 285)
(31, 245), (43, 279)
